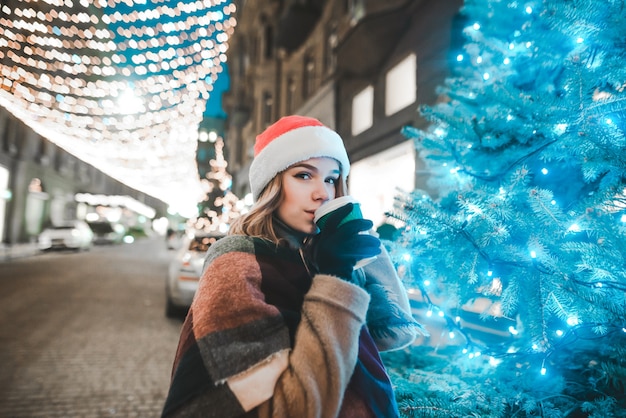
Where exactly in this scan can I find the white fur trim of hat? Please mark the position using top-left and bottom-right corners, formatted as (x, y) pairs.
(249, 115), (350, 200)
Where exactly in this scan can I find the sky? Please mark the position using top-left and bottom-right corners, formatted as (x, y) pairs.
(205, 63), (230, 119)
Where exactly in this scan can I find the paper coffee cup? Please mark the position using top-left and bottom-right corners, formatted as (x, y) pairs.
(314, 195), (361, 230)
(314, 195), (377, 269)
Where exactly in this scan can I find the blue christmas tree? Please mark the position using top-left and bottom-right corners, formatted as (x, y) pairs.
(384, 0), (626, 416)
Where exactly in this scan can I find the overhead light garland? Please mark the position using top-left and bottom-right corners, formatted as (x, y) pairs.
(0, 0), (236, 216)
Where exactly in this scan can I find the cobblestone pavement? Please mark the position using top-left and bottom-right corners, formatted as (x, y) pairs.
(0, 238), (185, 417)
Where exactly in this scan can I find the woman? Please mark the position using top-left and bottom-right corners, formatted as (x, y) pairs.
(162, 115), (421, 418)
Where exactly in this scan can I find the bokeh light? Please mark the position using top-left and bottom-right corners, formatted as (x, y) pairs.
(0, 0), (237, 212)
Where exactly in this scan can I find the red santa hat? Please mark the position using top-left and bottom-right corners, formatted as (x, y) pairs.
(249, 115), (350, 200)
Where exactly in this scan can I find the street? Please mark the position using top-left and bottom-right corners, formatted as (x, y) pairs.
(0, 238), (183, 418)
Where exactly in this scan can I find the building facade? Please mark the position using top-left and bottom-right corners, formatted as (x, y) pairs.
(222, 0), (464, 226)
(0, 106), (167, 245)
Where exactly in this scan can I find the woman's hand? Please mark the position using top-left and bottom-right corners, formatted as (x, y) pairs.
(307, 203), (381, 283)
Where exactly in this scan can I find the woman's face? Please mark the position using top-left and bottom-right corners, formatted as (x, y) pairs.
(277, 157), (340, 234)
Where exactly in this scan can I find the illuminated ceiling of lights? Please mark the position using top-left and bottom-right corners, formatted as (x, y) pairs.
(0, 0), (236, 215)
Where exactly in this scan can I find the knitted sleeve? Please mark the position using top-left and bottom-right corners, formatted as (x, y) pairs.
(256, 274), (370, 418)
(361, 245), (425, 351)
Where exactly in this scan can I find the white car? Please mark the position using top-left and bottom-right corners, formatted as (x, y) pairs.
(87, 221), (126, 245)
(165, 232), (224, 317)
(38, 220), (94, 251)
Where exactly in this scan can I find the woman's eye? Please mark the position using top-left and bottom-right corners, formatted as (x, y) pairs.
(325, 177), (338, 184)
(295, 172), (312, 179)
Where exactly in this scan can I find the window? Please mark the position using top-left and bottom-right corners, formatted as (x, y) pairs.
(264, 24), (273, 60)
(239, 39), (250, 74)
(385, 53), (416, 116)
(0, 166), (9, 241)
(351, 85), (373, 136)
(324, 25), (338, 74)
(302, 53), (315, 98)
(250, 35), (259, 64)
(286, 76), (296, 113)
(262, 91), (273, 126)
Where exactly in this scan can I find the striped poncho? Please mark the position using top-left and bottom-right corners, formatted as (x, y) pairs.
(162, 234), (419, 418)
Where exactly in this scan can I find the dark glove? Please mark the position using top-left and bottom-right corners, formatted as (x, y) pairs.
(307, 203), (381, 284)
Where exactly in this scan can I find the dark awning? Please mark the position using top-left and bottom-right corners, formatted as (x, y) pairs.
(336, 2), (415, 77)
(276, 1), (324, 53)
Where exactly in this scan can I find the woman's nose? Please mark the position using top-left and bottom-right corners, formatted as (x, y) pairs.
(313, 181), (330, 201)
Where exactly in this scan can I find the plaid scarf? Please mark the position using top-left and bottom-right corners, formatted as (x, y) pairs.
(162, 235), (399, 418)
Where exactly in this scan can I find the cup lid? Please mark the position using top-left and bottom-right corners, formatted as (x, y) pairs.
(314, 195), (359, 223)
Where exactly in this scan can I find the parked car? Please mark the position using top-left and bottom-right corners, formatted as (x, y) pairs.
(38, 220), (94, 251)
(87, 220), (126, 245)
(165, 231), (224, 317)
(166, 228), (184, 250)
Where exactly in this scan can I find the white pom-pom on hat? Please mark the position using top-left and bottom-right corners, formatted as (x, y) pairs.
(249, 115), (350, 200)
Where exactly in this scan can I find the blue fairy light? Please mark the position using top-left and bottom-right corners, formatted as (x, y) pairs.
(566, 316), (579, 326)
(568, 223), (581, 232)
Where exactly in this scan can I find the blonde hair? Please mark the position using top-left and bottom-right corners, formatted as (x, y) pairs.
(229, 167), (348, 244)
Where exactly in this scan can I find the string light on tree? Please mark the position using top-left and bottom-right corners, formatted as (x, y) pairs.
(190, 131), (249, 234)
(382, 0), (626, 415)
